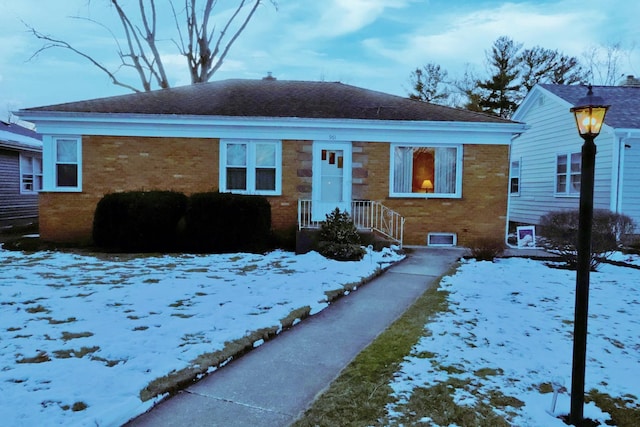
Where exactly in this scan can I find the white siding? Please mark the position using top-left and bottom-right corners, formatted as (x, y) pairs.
(509, 92), (615, 225)
(620, 137), (640, 230)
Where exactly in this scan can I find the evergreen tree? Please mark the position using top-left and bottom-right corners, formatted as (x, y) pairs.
(476, 36), (522, 118)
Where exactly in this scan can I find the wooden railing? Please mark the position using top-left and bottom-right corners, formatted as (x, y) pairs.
(297, 199), (405, 247)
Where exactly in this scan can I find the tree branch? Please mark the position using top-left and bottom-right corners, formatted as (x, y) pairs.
(24, 23), (142, 93)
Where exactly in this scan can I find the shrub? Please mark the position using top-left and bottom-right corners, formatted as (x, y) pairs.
(317, 208), (365, 261)
(183, 192), (272, 253)
(93, 191), (188, 252)
(539, 209), (635, 271)
(467, 237), (506, 261)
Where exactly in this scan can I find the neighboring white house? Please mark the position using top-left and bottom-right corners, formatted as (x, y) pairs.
(509, 82), (640, 232)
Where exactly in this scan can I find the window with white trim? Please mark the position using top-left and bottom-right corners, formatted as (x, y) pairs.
(390, 145), (462, 197)
(50, 137), (82, 190)
(220, 140), (281, 195)
(19, 154), (43, 193)
(510, 159), (520, 195)
(556, 152), (581, 195)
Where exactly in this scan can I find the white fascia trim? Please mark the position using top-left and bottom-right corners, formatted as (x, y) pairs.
(17, 111), (526, 145)
(614, 128), (640, 139)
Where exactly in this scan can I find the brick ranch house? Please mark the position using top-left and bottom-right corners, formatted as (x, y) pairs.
(16, 78), (526, 248)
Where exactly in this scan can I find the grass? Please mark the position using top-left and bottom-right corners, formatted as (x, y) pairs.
(293, 264), (640, 427)
(292, 265), (459, 427)
(586, 390), (640, 427)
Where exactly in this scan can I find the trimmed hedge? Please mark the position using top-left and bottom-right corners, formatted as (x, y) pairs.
(184, 192), (272, 253)
(93, 191), (188, 252)
(92, 191), (273, 253)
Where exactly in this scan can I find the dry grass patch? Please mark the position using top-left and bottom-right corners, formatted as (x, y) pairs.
(292, 265), (459, 427)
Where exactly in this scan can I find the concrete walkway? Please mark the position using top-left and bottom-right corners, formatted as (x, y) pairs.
(124, 247), (465, 427)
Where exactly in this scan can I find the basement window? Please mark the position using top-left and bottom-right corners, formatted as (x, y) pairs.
(427, 232), (457, 247)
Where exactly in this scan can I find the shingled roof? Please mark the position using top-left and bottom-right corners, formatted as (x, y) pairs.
(540, 84), (640, 129)
(24, 78), (512, 124)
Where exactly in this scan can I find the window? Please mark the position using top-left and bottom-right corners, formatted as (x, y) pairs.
(510, 159), (520, 195)
(19, 154), (43, 193)
(428, 232), (457, 246)
(220, 140), (281, 195)
(54, 137), (81, 189)
(556, 152), (581, 195)
(391, 145), (461, 197)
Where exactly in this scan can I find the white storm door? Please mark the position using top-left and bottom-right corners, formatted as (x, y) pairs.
(312, 141), (352, 221)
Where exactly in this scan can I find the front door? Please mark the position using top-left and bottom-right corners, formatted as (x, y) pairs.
(312, 141), (352, 221)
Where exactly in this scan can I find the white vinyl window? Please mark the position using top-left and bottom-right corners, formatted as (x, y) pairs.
(556, 152), (581, 195)
(220, 140), (281, 195)
(390, 144), (462, 198)
(19, 154), (43, 193)
(510, 159), (520, 195)
(51, 137), (82, 191)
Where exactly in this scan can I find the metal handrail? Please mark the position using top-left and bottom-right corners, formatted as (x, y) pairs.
(297, 199), (404, 247)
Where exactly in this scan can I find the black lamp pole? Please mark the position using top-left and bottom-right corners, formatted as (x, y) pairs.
(568, 86), (609, 427)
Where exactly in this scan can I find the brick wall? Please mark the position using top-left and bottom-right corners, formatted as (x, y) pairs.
(355, 142), (509, 246)
(40, 135), (509, 247)
(39, 135), (219, 243)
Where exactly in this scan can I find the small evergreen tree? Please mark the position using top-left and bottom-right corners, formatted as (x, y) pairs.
(317, 208), (366, 261)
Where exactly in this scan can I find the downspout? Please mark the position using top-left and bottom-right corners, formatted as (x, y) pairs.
(612, 133), (629, 214)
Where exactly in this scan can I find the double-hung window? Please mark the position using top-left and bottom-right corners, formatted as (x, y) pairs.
(220, 139), (281, 195)
(556, 152), (581, 195)
(51, 137), (82, 191)
(510, 159), (521, 195)
(19, 154), (43, 193)
(390, 144), (462, 197)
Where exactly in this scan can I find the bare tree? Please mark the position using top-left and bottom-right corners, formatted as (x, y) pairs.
(407, 63), (450, 104)
(26, 0), (277, 92)
(519, 46), (587, 92)
(582, 42), (625, 85)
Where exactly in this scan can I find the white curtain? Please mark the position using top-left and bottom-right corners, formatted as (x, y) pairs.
(394, 147), (413, 193)
(435, 147), (456, 194)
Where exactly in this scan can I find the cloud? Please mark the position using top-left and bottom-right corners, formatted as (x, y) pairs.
(361, 1), (621, 77)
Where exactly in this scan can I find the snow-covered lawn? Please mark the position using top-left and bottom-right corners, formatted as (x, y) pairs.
(387, 255), (640, 426)
(0, 246), (402, 427)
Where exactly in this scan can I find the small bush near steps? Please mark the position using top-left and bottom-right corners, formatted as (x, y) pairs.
(466, 237), (506, 261)
(317, 208), (366, 261)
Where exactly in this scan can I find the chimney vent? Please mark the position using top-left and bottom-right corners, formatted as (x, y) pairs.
(262, 72), (276, 81)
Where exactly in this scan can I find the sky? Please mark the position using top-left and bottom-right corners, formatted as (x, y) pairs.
(0, 244), (637, 426)
(1, 0), (640, 122)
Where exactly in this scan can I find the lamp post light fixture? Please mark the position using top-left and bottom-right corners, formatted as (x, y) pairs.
(568, 85), (609, 427)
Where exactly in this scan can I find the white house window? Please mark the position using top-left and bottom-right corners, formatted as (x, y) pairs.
(510, 159), (520, 195)
(220, 140), (281, 195)
(391, 145), (461, 197)
(54, 137), (81, 189)
(556, 152), (581, 195)
(19, 154), (43, 193)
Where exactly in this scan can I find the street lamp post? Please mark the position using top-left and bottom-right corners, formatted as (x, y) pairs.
(568, 86), (609, 427)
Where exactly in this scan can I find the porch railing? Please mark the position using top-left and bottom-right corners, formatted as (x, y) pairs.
(297, 199), (405, 247)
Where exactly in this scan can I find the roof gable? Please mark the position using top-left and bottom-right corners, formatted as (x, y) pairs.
(23, 79), (513, 124)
